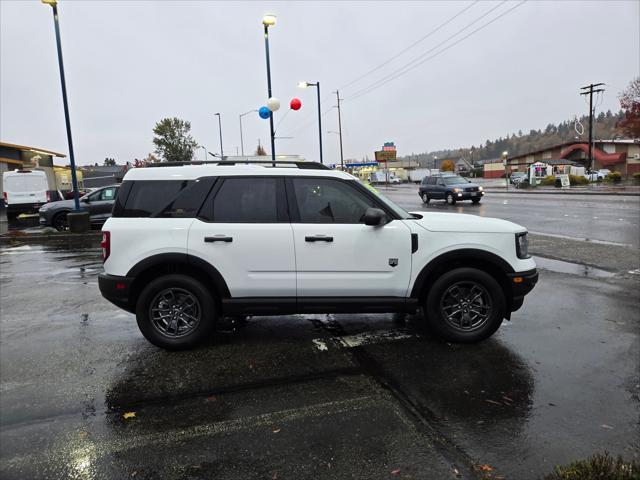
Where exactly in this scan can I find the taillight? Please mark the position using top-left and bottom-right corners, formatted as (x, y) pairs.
(2, 192), (6, 202)
(46, 191), (51, 202)
(101, 231), (110, 262)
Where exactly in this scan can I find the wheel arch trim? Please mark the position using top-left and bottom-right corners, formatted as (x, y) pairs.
(410, 248), (514, 299)
(126, 253), (231, 299)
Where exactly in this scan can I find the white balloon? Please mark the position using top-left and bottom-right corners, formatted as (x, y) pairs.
(266, 97), (280, 112)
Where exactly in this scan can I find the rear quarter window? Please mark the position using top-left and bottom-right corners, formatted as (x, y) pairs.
(112, 178), (216, 218)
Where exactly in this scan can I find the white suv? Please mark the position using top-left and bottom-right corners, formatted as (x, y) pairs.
(99, 161), (537, 350)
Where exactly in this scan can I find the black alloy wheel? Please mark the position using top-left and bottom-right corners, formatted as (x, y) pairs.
(425, 267), (505, 343)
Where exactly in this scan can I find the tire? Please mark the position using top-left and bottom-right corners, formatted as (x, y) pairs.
(445, 192), (456, 205)
(52, 212), (69, 231)
(421, 193), (430, 204)
(424, 267), (505, 343)
(135, 274), (217, 350)
(472, 198), (481, 204)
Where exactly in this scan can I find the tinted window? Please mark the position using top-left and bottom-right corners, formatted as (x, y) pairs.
(293, 178), (378, 224)
(210, 177), (280, 223)
(117, 180), (191, 217)
(158, 177), (216, 218)
(427, 177), (436, 185)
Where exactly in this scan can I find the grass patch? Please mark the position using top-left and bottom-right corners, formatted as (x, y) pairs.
(541, 453), (639, 480)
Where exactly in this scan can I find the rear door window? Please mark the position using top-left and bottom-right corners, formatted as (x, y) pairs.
(5, 174), (46, 192)
(198, 177), (287, 223)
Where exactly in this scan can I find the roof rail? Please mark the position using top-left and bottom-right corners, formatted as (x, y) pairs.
(146, 160), (330, 170)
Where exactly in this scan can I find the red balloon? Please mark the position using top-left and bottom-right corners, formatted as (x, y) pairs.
(290, 98), (302, 111)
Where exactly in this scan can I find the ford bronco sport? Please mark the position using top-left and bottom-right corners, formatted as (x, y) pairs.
(99, 161), (537, 350)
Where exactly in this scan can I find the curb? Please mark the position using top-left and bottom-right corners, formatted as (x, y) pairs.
(0, 232), (101, 245)
(482, 189), (640, 196)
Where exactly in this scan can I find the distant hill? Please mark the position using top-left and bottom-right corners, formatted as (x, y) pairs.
(399, 110), (626, 166)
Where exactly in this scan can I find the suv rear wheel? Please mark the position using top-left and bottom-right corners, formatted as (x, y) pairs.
(136, 274), (216, 350)
(424, 267), (505, 343)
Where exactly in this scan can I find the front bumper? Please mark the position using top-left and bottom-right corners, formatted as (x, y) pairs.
(98, 273), (135, 313)
(455, 191), (485, 200)
(508, 269), (538, 312)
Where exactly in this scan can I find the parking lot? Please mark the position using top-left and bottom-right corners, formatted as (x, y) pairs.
(1, 240), (638, 479)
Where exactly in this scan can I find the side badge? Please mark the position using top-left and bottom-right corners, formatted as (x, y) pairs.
(389, 258), (398, 267)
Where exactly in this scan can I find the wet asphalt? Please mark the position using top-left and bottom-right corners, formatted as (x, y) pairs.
(0, 241), (638, 479)
(380, 185), (640, 247)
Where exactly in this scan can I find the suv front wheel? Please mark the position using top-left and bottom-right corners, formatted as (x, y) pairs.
(136, 274), (216, 350)
(445, 192), (456, 205)
(425, 267), (505, 343)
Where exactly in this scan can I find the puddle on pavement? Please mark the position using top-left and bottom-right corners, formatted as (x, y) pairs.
(533, 256), (615, 279)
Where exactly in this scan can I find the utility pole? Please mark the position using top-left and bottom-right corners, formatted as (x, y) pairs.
(335, 90), (344, 170)
(580, 83), (605, 172)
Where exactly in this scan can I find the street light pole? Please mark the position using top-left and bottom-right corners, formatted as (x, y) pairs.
(201, 146), (208, 161)
(502, 151), (509, 191)
(262, 14), (277, 165)
(239, 109), (257, 157)
(298, 81), (323, 164)
(42, 0), (81, 212)
(334, 90), (344, 171)
(214, 113), (224, 159)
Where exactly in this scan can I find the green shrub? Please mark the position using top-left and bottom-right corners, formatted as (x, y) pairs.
(569, 174), (588, 186)
(633, 172), (640, 183)
(605, 171), (622, 183)
(539, 175), (556, 186)
(541, 453), (639, 480)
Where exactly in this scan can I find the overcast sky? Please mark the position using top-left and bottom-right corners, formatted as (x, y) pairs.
(1, 0), (638, 165)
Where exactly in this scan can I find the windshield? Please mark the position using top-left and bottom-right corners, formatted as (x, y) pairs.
(356, 179), (413, 219)
(442, 175), (469, 185)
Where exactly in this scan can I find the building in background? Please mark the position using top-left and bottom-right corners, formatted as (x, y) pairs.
(80, 165), (126, 188)
(0, 141), (85, 203)
(506, 139), (640, 175)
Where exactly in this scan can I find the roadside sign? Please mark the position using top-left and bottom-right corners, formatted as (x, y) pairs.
(559, 174), (570, 188)
(375, 150), (396, 162)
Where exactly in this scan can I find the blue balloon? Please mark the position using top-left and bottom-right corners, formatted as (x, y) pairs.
(258, 106), (271, 119)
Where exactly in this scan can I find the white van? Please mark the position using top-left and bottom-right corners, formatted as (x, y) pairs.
(2, 170), (50, 220)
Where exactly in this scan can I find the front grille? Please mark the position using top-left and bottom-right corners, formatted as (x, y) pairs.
(465, 187), (479, 192)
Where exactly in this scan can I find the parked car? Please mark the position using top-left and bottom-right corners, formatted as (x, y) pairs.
(63, 188), (95, 200)
(370, 170), (401, 184)
(2, 169), (51, 220)
(510, 172), (527, 184)
(584, 169), (611, 182)
(418, 173), (484, 205)
(98, 161), (537, 350)
(39, 184), (119, 230)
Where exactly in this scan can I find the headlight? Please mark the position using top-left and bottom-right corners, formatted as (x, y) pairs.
(516, 232), (530, 259)
(478, 186), (483, 191)
(453, 188), (462, 193)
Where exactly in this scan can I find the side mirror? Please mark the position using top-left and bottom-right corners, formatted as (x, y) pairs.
(363, 207), (386, 226)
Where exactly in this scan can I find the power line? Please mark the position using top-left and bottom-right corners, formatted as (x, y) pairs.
(346, 0), (526, 103)
(339, 0), (479, 91)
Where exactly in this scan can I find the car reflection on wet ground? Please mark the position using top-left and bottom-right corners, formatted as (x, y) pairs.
(0, 242), (638, 479)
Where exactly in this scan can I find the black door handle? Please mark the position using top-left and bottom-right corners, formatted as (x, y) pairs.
(305, 235), (333, 243)
(204, 236), (233, 243)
